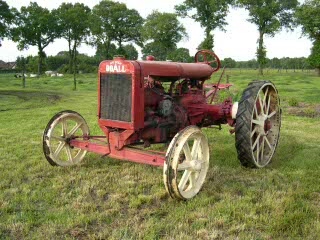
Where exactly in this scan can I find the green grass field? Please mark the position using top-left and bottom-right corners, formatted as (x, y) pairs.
(0, 69), (320, 239)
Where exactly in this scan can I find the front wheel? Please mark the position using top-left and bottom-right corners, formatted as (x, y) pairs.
(163, 126), (209, 200)
(235, 81), (281, 168)
(43, 110), (90, 166)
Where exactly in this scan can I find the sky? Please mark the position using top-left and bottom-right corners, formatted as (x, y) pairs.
(0, 0), (312, 62)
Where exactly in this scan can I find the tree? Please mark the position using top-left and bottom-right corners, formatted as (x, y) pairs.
(175, 0), (233, 50)
(95, 43), (117, 61)
(90, 0), (143, 60)
(55, 3), (91, 90)
(142, 11), (187, 60)
(237, 0), (298, 75)
(142, 42), (169, 61)
(167, 48), (193, 62)
(222, 57), (236, 68)
(296, 0), (320, 76)
(122, 44), (138, 60)
(12, 3), (59, 75)
(16, 56), (28, 88)
(0, 0), (15, 46)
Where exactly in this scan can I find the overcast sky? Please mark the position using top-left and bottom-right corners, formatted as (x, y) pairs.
(1, 0), (312, 62)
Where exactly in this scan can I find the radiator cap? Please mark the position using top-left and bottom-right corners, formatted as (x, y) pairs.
(146, 55), (155, 61)
(113, 55), (125, 60)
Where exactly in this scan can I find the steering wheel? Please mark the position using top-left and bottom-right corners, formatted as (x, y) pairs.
(195, 50), (221, 73)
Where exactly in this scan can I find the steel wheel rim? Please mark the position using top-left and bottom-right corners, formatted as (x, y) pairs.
(44, 112), (89, 166)
(164, 127), (209, 199)
(250, 83), (281, 167)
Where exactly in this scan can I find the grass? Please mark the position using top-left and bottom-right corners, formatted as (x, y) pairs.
(0, 69), (320, 239)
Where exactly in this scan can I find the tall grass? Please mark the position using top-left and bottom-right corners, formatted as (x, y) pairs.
(0, 70), (320, 239)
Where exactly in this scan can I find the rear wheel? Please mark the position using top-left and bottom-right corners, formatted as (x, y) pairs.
(163, 126), (209, 200)
(43, 110), (89, 166)
(235, 81), (281, 168)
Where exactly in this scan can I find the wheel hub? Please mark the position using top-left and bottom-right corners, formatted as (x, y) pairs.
(190, 160), (202, 171)
(256, 114), (269, 135)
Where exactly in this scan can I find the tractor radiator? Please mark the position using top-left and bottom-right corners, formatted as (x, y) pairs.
(100, 73), (132, 122)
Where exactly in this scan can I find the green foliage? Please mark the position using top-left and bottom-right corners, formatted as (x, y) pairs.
(12, 2), (59, 75)
(46, 55), (69, 72)
(308, 40), (320, 72)
(237, 0), (298, 74)
(198, 33), (214, 51)
(296, 1), (320, 75)
(55, 3), (91, 75)
(55, 3), (91, 90)
(90, 0), (143, 58)
(0, 0), (15, 45)
(95, 43), (117, 61)
(142, 11), (187, 60)
(122, 44), (138, 60)
(175, 0), (233, 49)
(222, 57), (237, 68)
(167, 48), (193, 62)
(296, 0), (320, 40)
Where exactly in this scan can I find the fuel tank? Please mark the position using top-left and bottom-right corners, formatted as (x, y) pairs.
(136, 60), (214, 79)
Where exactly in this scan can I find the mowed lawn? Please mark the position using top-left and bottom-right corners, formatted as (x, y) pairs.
(0, 69), (320, 239)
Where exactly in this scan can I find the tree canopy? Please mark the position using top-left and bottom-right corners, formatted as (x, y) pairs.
(142, 11), (187, 60)
(12, 2), (59, 75)
(175, 0), (233, 50)
(296, 0), (320, 75)
(55, 2), (91, 89)
(237, 0), (298, 75)
(90, 0), (143, 59)
(0, 0), (15, 46)
(167, 48), (193, 62)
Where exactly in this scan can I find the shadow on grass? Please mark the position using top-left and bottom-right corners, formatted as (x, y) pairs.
(0, 90), (63, 111)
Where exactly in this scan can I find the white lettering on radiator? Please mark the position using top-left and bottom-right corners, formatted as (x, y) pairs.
(106, 64), (126, 73)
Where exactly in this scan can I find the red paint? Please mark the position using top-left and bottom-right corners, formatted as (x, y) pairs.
(77, 50), (236, 167)
(70, 139), (165, 167)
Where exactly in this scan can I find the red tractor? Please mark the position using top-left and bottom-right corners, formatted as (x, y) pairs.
(43, 50), (281, 200)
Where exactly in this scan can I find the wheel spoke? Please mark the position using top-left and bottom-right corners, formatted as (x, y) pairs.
(263, 87), (269, 112)
(254, 103), (258, 117)
(51, 135), (65, 141)
(268, 111), (277, 118)
(68, 122), (83, 136)
(65, 146), (73, 163)
(258, 94), (264, 114)
(177, 161), (192, 171)
(251, 126), (258, 138)
(183, 143), (192, 162)
(191, 138), (201, 160)
(61, 119), (68, 136)
(189, 172), (196, 188)
(256, 138), (260, 162)
(260, 137), (265, 163)
(178, 170), (191, 191)
(54, 141), (66, 158)
(266, 94), (271, 115)
(252, 119), (264, 126)
(252, 133), (261, 149)
(264, 136), (272, 150)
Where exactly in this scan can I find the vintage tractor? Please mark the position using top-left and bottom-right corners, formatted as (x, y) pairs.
(43, 50), (281, 200)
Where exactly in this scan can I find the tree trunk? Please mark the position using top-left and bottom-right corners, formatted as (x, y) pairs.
(68, 36), (73, 74)
(73, 43), (77, 91)
(105, 40), (111, 59)
(317, 67), (320, 76)
(38, 50), (42, 76)
(22, 57), (26, 88)
(257, 31), (264, 76)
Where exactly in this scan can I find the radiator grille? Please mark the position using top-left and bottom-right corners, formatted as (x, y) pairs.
(100, 73), (132, 122)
